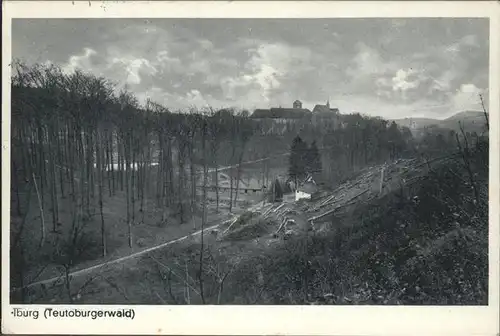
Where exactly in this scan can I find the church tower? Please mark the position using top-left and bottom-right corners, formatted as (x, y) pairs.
(293, 100), (303, 109)
(326, 99), (330, 109)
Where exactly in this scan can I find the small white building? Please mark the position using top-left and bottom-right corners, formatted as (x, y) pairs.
(295, 181), (318, 201)
(295, 189), (312, 201)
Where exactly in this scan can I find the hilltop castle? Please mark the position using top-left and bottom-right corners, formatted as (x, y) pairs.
(251, 99), (341, 129)
(311, 100), (341, 128)
(251, 99), (312, 123)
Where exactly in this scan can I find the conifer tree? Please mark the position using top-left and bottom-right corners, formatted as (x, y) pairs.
(289, 135), (308, 183)
(307, 140), (322, 174)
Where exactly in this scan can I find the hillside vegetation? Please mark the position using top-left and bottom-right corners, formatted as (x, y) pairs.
(233, 145), (488, 305)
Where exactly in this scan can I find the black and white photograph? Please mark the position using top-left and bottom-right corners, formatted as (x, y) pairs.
(2, 1), (499, 335)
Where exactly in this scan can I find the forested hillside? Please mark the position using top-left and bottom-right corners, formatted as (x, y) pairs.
(9, 61), (490, 304)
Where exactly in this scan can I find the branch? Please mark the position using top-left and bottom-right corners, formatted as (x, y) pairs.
(32, 173), (46, 247)
(479, 94), (489, 130)
(100, 275), (130, 302)
(12, 181), (33, 249)
(166, 269), (179, 304)
(149, 255), (201, 297)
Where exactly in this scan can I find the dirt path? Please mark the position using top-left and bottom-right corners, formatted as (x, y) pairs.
(19, 200), (266, 291)
(21, 223), (220, 290)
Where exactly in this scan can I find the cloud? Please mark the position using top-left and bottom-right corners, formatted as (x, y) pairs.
(430, 69), (458, 92)
(198, 39), (214, 51)
(460, 34), (479, 48)
(389, 68), (431, 101)
(449, 83), (484, 112)
(108, 56), (158, 85)
(392, 69), (419, 91)
(347, 43), (396, 78)
(12, 18), (489, 119)
(62, 47), (97, 74)
(244, 42), (312, 99)
(60, 47), (159, 88)
(207, 41), (316, 105)
(156, 50), (182, 71)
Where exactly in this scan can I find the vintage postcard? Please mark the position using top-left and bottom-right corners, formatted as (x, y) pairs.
(2, 1), (499, 335)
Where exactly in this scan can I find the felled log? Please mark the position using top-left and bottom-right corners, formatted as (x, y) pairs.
(308, 189), (369, 222)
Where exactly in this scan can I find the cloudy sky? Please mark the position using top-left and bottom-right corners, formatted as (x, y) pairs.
(12, 18), (489, 119)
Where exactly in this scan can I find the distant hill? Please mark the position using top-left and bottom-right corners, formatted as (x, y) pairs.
(440, 110), (488, 132)
(392, 110), (488, 136)
(391, 117), (441, 130)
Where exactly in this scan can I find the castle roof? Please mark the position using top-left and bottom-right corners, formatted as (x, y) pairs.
(251, 107), (312, 119)
(313, 104), (340, 115)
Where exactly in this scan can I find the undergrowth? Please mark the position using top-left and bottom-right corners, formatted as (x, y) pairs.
(222, 141), (488, 305)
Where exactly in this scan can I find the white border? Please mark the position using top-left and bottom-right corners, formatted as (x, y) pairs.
(2, 1), (499, 335)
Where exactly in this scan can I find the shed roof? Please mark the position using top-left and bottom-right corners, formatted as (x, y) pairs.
(297, 182), (318, 194)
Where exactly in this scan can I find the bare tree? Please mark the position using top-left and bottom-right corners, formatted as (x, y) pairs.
(208, 110), (224, 212)
(233, 115), (254, 206)
(456, 122), (479, 204)
(198, 117), (208, 303)
(96, 126), (107, 257)
(479, 94), (489, 130)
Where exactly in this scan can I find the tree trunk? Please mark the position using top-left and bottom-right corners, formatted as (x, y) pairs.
(199, 121), (207, 304)
(56, 122), (65, 198)
(177, 142), (185, 224)
(261, 158), (266, 190)
(157, 132), (164, 207)
(17, 125), (28, 183)
(233, 145), (246, 206)
(229, 167), (234, 213)
(96, 129), (107, 257)
(79, 128), (86, 220)
(37, 122), (46, 201)
(111, 131), (116, 195)
(189, 141), (196, 215)
(12, 159), (22, 216)
(126, 134), (133, 248)
(89, 131), (95, 200)
(32, 172), (45, 247)
(162, 136), (169, 215)
(48, 128), (59, 232)
(29, 126), (38, 182)
(68, 124), (75, 198)
(145, 139), (152, 206)
(140, 145), (146, 222)
(106, 130), (112, 197)
(131, 137), (136, 226)
(166, 137), (174, 206)
(211, 141), (220, 213)
(161, 136), (168, 221)
(119, 137), (124, 192)
(265, 158), (269, 188)
(85, 130), (92, 217)
(455, 132), (480, 204)
(214, 165), (219, 213)
(229, 142), (236, 213)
